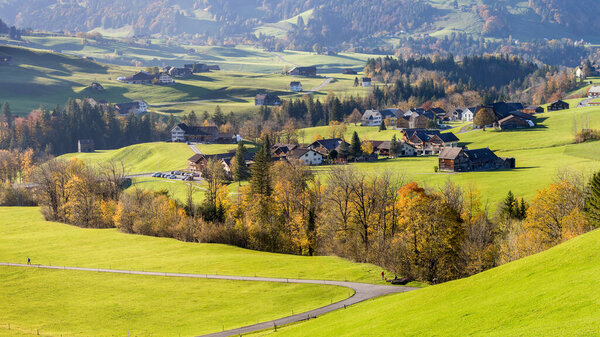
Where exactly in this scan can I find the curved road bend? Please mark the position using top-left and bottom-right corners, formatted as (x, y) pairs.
(0, 263), (417, 337)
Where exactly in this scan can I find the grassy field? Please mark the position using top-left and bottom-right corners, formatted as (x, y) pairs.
(248, 227), (600, 336)
(0, 267), (348, 337)
(0, 207), (389, 283)
(60, 142), (194, 174)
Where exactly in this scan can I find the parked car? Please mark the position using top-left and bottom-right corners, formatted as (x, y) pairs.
(174, 171), (182, 175)
(152, 173), (162, 178)
(183, 176), (194, 181)
(168, 175), (177, 180)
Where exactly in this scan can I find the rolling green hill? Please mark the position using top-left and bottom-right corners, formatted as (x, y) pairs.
(251, 227), (600, 336)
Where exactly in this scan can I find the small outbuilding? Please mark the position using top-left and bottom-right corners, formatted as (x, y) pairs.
(547, 100), (570, 111)
(78, 139), (95, 153)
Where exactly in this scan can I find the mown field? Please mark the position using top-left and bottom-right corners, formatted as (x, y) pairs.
(0, 267), (348, 337)
(0, 208), (388, 283)
(248, 227), (600, 336)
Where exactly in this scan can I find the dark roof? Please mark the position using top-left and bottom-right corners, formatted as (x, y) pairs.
(188, 153), (204, 163)
(464, 148), (499, 163)
(176, 123), (219, 136)
(114, 102), (140, 112)
(508, 111), (535, 120)
(430, 107), (446, 115)
(380, 108), (400, 118)
(78, 139), (94, 145)
(524, 105), (542, 110)
(288, 148), (312, 158)
(363, 140), (385, 149)
(491, 102), (524, 116)
(404, 129), (458, 143)
(309, 138), (345, 151)
(439, 132), (460, 142)
(377, 141), (392, 150)
(550, 100), (568, 105)
(255, 93), (281, 100)
(125, 71), (155, 82)
(362, 77), (372, 82)
(290, 81), (301, 86)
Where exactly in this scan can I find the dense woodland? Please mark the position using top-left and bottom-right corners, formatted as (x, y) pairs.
(0, 101), (172, 156)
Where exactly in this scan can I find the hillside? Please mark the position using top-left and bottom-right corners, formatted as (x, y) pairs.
(252, 227), (600, 336)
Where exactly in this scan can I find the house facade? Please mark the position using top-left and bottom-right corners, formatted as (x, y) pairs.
(290, 81), (303, 92)
(361, 110), (383, 126)
(78, 139), (95, 153)
(288, 148), (323, 166)
(522, 105), (544, 114)
(362, 77), (372, 87)
(308, 138), (348, 156)
(588, 86), (600, 98)
(403, 129), (459, 155)
(157, 73), (174, 85)
(498, 115), (533, 130)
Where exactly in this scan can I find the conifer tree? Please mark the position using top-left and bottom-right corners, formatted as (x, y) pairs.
(390, 134), (400, 157)
(233, 142), (250, 185)
(586, 171), (600, 228)
(350, 131), (362, 158)
(2, 102), (12, 128)
(250, 136), (273, 197)
(379, 121), (387, 131)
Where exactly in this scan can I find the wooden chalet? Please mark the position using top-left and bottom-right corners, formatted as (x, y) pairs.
(308, 138), (348, 156)
(498, 115), (533, 130)
(402, 129), (459, 155)
(439, 147), (515, 172)
(521, 105), (544, 114)
(548, 100), (569, 111)
(255, 93), (282, 106)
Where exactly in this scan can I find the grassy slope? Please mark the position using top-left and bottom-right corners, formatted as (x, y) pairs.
(251, 228), (600, 337)
(0, 267), (348, 337)
(0, 207), (387, 283)
(60, 142), (194, 174)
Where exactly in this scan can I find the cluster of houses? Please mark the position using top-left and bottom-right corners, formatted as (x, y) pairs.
(117, 63), (221, 85)
(360, 101), (568, 131)
(74, 97), (148, 116)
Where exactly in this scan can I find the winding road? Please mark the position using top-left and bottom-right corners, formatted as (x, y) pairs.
(0, 263), (416, 337)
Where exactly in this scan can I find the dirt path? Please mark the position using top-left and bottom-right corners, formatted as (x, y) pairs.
(0, 263), (416, 337)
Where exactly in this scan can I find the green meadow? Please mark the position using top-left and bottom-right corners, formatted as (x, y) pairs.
(0, 207), (387, 283)
(247, 227), (600, 337)
(0, 267), (348, 337)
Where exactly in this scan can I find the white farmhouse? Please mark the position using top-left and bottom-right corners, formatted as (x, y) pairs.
(288, 148), (323, 166)
(361, 109), (383, 126)
(588, 86), (600, 98)
(290, 81), (303, 92)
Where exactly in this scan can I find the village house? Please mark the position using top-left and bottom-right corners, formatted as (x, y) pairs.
(272, 143), (299, 159)
(117, 71), (155, 84)
(361, 77), (372, 87)
(576, 67), (584, 79)
(288, 66), (317, 76)
(342, 68), (358, 75)
(77, 139), (95, 153)
(165, 66), (192, 78)
(188, 153), (232, 175)
(521, 105), (544, 114)
(287, 148), (324, 166)
(403, 129), (459, 155)
(114, 101), (147, 115)
(290, 81), (303, 92)
(157, 73), (174, 85)
(255, 93), (282, 106)
(548, 100), (570, 111)
(491, 102), (524, 119)
(461, 106), (481, 122)
(588, 86), (600, 98)
(308, 138), (348, 156)
(449, 108), (464, 121)
(171, 123), (236, 144)
(361, 110), (383, 126)
(88, 82), (105, 92)
(438, 147), (515, 172)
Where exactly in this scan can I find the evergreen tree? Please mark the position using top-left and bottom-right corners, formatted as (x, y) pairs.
(502, 190), (517, 218)
(379, 121), (387, 131)
(586, 171), (600, 228)
(233, 142), (250, 184)
(250, 136), (273, 197)
(2, 102), (13, 128)
(338, 141), (350, 160)
(390, 134), (400, 157)
(350, 131), (362, 158)
(213, 105), (226, 126)
(354, 77), (359, 87)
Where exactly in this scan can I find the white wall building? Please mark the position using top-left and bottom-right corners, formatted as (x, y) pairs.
(361, 109), (383, 126)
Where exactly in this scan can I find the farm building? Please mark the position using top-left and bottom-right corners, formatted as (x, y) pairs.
(308, 138), (349, 156)
(438, 147), (515, 172)
(287, 148), (324, 166)
(498, 115), (534, 130)
(522, 105), (544, 114)
(77, 139), (95, 153)
(255, 93), (282, 106)
(171, 123), (235, 144)
(117, 71), (155, 84)
(342, 68), (358, 75)
(288, 66), (317, 76)
(403, 129), (459, 155)
(548, 100), (570, 111)
(88, 82), (105, 92)
(361, 110), (383, 126)
(362, 77), (372, 87)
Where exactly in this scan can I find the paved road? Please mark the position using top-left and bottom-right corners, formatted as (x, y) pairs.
(271, 52), (300, 67)
(578, 98), (594, 108)
(304, 77), (334, 94)
(0, 263), (417, 337)
(189, 143), (202, 154)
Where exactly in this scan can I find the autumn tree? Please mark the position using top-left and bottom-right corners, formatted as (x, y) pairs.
(347, 108), (362, 126)
(473, 107), (497, 130)
(202, 158), (226, 222)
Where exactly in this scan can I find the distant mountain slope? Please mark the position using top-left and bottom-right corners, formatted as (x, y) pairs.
(0, 0), (598, 45)
(257, 228), (600, 336)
